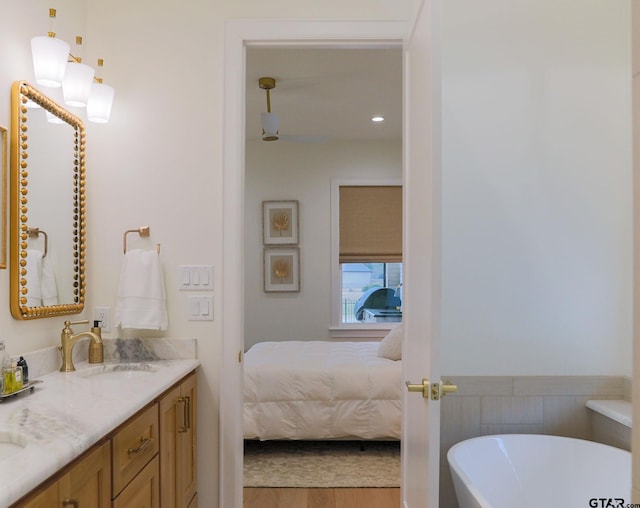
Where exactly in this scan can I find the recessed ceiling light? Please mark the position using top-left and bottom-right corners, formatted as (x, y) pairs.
(371, 115), (384, 123)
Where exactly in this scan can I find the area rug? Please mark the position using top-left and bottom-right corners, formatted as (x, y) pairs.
(243, 440), (400, 488)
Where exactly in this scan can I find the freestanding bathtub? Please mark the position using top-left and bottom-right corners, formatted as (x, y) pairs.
(447, 434), (631, 508)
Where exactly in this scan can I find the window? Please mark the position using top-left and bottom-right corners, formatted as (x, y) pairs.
(341, 262), (402, 323)
(331, 180), (403, 329)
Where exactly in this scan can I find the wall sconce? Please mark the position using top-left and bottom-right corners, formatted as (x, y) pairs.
(87, 59), (115, 123)
(30, 8), (115, 123)
(62, 37), (95, 107)
(30, 10), (69, 88)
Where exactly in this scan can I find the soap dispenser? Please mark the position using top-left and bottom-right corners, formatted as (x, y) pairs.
(89, 321), (104, 364)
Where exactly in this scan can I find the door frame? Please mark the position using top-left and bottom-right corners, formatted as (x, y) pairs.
(221, 18), (412, 508)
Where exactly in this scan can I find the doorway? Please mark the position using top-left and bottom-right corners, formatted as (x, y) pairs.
(220, 19), (419, 508)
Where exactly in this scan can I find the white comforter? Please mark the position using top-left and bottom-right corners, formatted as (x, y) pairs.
(243, 341), (402, 440)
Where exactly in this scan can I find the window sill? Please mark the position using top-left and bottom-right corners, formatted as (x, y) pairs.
(329, 325), (397, 340)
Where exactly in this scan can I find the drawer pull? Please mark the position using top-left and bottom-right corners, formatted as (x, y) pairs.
(178, 396), (190, 433)
(62, 499), (79, 507)
(128, 436), (153, 455)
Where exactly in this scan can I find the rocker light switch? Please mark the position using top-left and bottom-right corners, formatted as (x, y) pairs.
(188, 296), (213, 321)
(179, 265), (213, 290)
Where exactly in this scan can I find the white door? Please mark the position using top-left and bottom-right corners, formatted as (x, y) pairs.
(402, 1), (443, 507)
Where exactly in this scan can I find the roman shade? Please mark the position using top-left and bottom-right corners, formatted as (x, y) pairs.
(339, 185), (402, 263)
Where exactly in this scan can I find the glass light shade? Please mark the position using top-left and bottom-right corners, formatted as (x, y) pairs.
(31, 36), (70, 88)
(86, 82), (115, 123)
(261, 112), (279, 141)
(62, 61), (95, 107)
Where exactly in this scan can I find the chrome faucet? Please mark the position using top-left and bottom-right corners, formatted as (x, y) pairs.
(59, 319), (103, 372)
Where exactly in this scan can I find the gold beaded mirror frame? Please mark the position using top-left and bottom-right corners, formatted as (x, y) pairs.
(10, 81), (86, 319)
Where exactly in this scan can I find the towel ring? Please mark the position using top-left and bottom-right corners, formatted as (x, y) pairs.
(123, 226), (161, 254)
(27, 227), (48, 258)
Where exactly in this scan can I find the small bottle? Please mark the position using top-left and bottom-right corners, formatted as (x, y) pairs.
(3, 360), (14, 395)
(12, 358), (23, 392)
(17, 357), (28, 385)
(89, 321), (103, 364)
(0, 342), (6, 395)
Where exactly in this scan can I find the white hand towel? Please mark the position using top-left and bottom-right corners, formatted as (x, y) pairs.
(40, 255), (59, 306)
(114, 249), (168, 330)
(25, 249), (43, 307)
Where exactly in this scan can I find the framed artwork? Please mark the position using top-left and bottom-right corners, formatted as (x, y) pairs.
(263, 200), (299, 245)
(0, 125), (6, 269)
(264, 247), (300, 292)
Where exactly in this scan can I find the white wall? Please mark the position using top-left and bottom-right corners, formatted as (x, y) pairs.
(440, 0), (632, 375)
(0, 0), (633, 504)
(244, 139), (401, 350)
(631, 1), (640, 502)
(0, 1), (87, 352)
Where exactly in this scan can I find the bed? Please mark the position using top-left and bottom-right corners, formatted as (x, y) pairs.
(243, 339), (402, 440)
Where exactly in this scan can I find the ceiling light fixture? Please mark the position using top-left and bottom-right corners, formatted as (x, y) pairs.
(259, 77), (279, 141)
(30, 8), (115, 123)
(371, 115), (385, 123)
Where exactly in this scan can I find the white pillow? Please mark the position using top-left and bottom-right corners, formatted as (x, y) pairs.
(377, 323), (404, 360)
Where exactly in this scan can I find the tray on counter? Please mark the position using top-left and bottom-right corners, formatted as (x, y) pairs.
(0, 379), (42, 401)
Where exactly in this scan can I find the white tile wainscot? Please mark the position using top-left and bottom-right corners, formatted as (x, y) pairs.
(439, 375), (628, 508)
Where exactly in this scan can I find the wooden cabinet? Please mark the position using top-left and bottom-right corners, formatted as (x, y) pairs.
(113, 456), (159, 508)
(11, 370), (196, 508)
(112, 404), (159, 497)
(112, 403), (160, 507)
(63, 441), (112, 507)
(159, 372), (197, 508)
(17, 441), (111, 508)
(15, 482), (58, 508)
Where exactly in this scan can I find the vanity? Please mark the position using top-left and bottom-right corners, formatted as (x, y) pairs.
(3, 80), (199, 506)
(0, 355), (198, 507)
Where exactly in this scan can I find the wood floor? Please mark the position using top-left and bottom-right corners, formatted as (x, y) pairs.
(244, 488), (400, 508)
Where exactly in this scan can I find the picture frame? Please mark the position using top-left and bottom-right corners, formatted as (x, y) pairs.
(0, 125), (6, 269)
(262, 200), (299, 245)
(264, 247), (300, 292)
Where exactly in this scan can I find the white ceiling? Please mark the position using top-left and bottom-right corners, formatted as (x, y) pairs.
(245, 47), (403, 142)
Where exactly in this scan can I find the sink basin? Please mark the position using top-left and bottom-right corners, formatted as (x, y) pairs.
(0, 431), (27, 460)
(78, 363), (158, 379)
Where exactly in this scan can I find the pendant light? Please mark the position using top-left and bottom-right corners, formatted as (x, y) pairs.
(259, 77), (279, 141)
(30, 9), (69, 88)
(87, 59), (115, 123)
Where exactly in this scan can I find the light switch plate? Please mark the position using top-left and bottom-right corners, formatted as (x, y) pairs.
(187, 296), (213, 321)
(179, 265), (214, 291)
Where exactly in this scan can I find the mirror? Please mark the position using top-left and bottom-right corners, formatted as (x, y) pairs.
(9, 81), (85, 319)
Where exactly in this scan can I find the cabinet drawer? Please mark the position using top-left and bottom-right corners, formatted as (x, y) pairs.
(113, 455), (160, 508)
(112, 403), (159, 496)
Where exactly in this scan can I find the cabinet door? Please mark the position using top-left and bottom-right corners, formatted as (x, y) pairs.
(113, 455), (159, 508)
(12, 442), (110, 508)
(13, 481), (58, 508)
(177, 373), (197, 508)
(159, 372), (197, 508)
(61, 441), (111, 508)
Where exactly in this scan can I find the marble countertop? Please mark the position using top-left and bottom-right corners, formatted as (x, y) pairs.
(0, 339), (199, 506)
